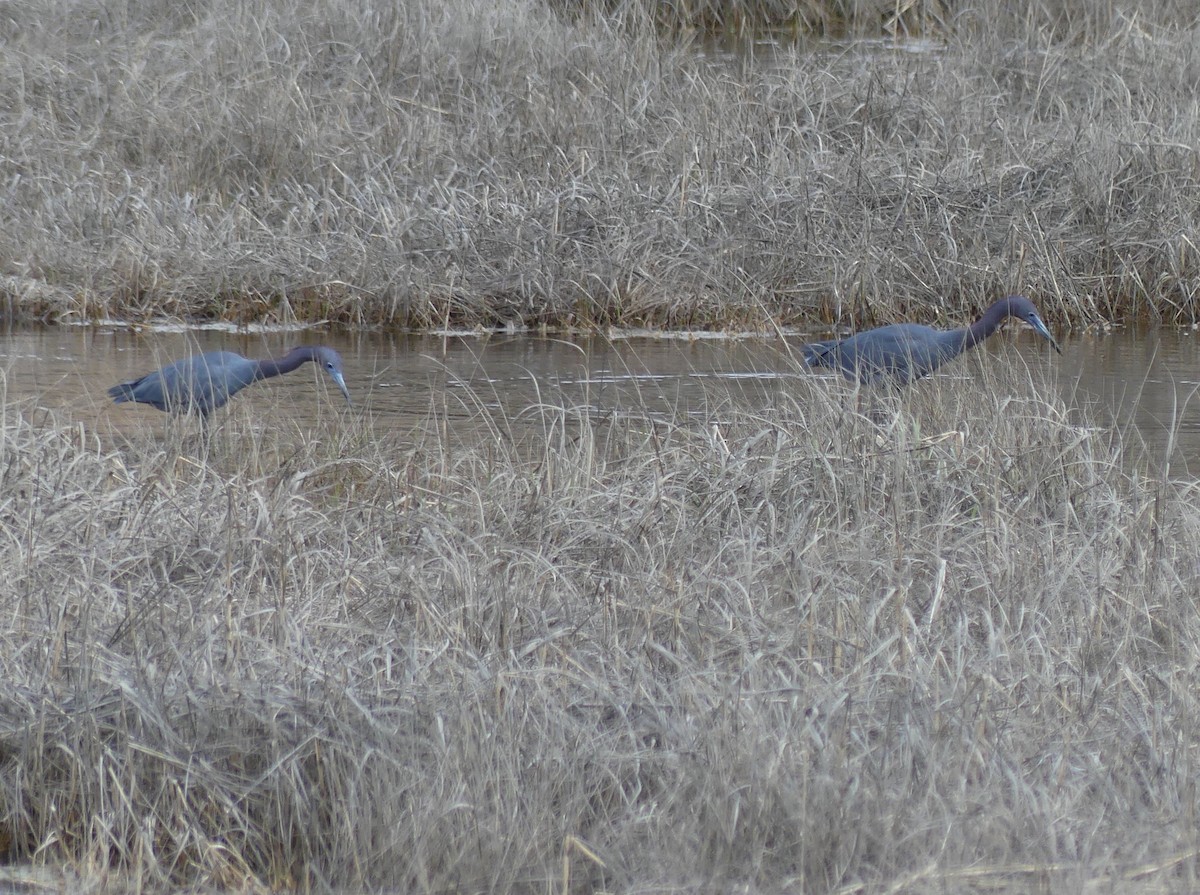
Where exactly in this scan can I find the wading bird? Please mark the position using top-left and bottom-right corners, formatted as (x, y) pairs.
(108, 346), (352, 417)
(802, 295), (1061, 386)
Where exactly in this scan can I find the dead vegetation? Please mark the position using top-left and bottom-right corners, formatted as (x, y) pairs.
(3, 361), (1200, 892)
(1, 0), (1199, 330)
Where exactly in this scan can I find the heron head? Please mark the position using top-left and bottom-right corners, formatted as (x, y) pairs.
(313, 347), (352, 406)
(1007, 296), (1062, 354)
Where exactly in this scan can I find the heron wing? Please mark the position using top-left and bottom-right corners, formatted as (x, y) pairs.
(124, 352), (251, 414)
(802, 339), (841, 367)
(839, 325), (960, 384)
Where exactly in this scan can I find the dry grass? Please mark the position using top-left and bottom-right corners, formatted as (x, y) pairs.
(4, 358), (1200, 892)
(603, 0), (1199, 39)
(1, 0), (1199, 329)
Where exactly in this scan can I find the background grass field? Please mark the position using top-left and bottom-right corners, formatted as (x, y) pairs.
(1, 0), (1199, 329)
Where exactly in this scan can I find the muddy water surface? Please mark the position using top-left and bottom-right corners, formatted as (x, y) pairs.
(2, 325), (1199, 472)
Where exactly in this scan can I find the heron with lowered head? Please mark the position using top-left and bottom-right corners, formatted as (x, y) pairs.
(802, 295), (1061, 386)
(108, 346), (351, 418)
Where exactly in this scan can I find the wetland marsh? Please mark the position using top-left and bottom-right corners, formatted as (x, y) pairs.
(3, 0), (1200, 891)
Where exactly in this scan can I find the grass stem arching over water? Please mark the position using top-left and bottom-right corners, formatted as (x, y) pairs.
(3, 365), (1200, 891)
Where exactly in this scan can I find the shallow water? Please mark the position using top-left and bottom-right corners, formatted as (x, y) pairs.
(2, 325), (1199, 472)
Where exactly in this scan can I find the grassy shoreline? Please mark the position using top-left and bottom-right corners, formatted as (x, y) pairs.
(4, 361), (1200, 891)
(2, 0), (1199, 331)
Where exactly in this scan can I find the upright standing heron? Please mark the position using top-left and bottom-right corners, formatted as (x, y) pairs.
(108, 346), (352, 417)
(802, 295), (1061, 385)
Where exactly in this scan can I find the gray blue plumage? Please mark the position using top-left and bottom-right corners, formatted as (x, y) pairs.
(108, 346), (352, 416)
(803, 295), (1061, 385)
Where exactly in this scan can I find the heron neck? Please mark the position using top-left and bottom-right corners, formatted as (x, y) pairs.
(255, 348), (316, 381)
(962, 304), (1008, 350)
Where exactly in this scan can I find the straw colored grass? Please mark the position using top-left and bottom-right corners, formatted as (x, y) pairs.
(3, 359), (1200, 892)
(1, 0), (1199, 329)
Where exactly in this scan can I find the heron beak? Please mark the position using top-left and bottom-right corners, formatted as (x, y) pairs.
(1029, 315), (1062, 354)
(330, 371), (352, 406)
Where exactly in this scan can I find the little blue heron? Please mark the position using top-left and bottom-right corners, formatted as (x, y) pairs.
(108, 346), (352, 417)
(802, 295), (1061, 385)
